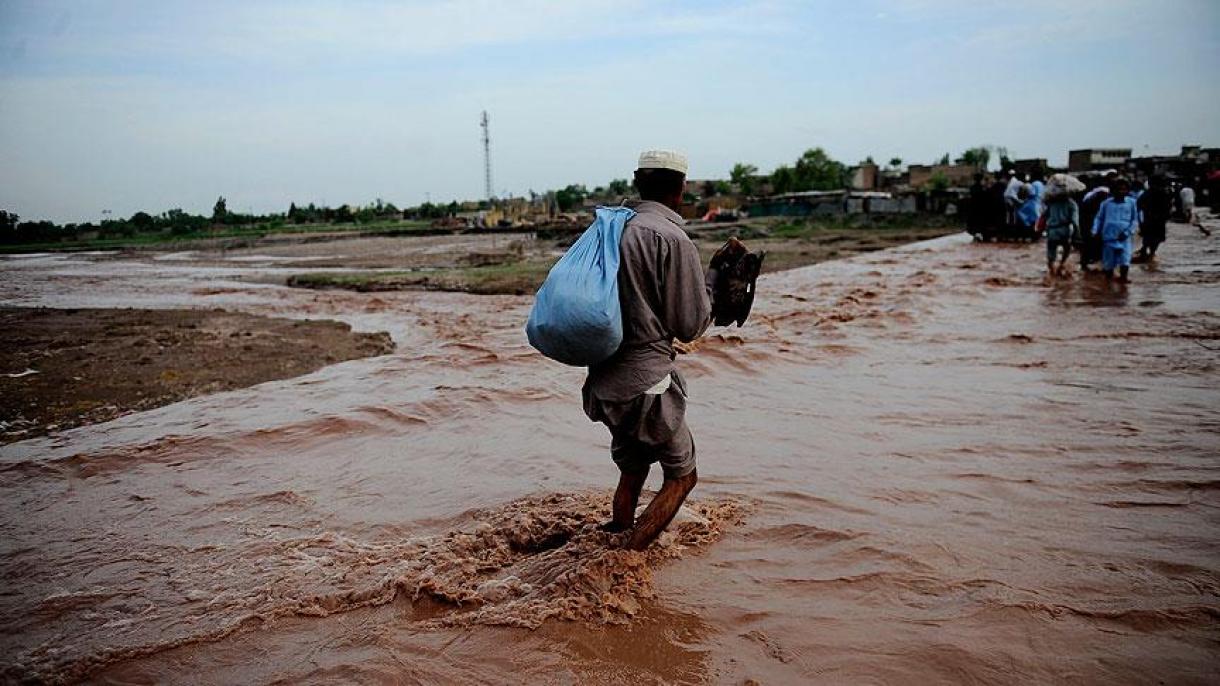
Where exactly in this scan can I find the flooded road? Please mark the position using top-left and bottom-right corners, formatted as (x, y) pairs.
(2, 221), (1218, 684)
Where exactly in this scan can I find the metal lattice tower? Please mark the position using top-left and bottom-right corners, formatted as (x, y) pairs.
(480, 111), (493, 201)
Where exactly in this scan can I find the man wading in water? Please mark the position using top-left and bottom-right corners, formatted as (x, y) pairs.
(584, 150), (716, 550)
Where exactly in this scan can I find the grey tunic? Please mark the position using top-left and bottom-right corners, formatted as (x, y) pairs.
(581, 200), (713, 478)
(583, 200), (713, 402)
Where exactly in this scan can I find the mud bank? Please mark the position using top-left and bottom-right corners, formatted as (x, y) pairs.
(274, 222), (959, 295)
(0, 307), (393, 443)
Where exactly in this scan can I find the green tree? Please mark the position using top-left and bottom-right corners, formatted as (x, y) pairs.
(995, 146), (1012, 170)
(607, 178), (630, 196)
(770, 165), (796, 194)
(129, 211), (155, 233)
(730, 163), (759, 195)
(888, 157), (903, 169)
(414, 202), (450, 219)
(793, 148), (846, 191)
(929, 172), (950, 191)
(555, 184), (587, 212)
(937, 153), (950, 166)
(163, 208), (204, 235)
(960, 146), (991, 170)
(212, 196), (227, 223)
(0, 210), (19, 241)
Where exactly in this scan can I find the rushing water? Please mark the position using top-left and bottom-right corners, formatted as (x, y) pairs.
(1, 223), (1218, 684)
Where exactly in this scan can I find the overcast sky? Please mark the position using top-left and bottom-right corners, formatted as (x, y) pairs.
(2, 0), (1218, 223)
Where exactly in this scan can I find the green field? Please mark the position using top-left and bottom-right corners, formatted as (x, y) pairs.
(0, 219), (434, 254)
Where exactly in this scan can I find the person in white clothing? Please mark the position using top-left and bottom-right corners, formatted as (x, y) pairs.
(1180, 186), (1210, 236)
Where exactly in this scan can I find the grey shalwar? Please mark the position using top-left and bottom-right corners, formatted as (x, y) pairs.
(582, 200), (713, 478)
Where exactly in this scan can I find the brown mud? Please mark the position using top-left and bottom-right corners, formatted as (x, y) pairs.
(1, 218), (1218, 683)
(0, 307), (393, 443)
(275, 221), (959, 295)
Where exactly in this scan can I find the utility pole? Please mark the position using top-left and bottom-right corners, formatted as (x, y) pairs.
(481, 110), (493, 201)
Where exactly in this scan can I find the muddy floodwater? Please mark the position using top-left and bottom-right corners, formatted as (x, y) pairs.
(1, 222), (1218, 684)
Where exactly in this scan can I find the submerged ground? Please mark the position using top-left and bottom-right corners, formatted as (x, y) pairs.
(0, 220), (955, 442)
(0, 219), (1217, 683)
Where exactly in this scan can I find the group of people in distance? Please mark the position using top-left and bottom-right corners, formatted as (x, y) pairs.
(968, 168), (1209, 282)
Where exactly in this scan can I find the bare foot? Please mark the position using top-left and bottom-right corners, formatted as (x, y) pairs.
(624, 470), (698, 551)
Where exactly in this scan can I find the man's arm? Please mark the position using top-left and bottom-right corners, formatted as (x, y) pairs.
(664, 238), (712, 343)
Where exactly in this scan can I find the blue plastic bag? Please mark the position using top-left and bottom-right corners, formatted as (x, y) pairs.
(526, 206), (635, 366)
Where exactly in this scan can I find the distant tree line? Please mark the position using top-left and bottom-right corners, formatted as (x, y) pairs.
(726, 143), (1014, 197)
(287, 197), (404, 224)
(0, 196), (419, 246)
(3, 144), (1021, 244)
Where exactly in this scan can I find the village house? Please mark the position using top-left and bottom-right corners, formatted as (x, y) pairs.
(907, 163), (976, 189)
(1068, 148), (1133, 172)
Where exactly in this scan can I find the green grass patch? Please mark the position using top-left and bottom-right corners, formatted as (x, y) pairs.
(287, 258), (557, 296)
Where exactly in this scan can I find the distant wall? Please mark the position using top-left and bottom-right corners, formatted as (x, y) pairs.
(851, 164), (879, 190)
(909, 164), (976, 189)
(748, 193), (920, 217)
(1068, 148), (1132, 172)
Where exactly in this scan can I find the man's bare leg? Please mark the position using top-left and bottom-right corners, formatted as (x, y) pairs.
(601, 468), (649, 533)
(624, 469), (697, 551)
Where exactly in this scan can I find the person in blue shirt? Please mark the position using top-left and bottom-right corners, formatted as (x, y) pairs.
(1042, 193), (1079, 277)
(1092, 178), (1139, 282)
(1016, 171), (1045, 239)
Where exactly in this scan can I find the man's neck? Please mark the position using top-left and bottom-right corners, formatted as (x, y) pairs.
(639, 197), (681, 213)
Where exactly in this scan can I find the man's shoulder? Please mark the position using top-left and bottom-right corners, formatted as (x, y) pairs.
(625, 206), (690, 245)
(627, 214), (687, 241)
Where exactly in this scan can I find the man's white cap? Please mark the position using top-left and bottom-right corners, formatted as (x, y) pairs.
(637, 149), (688, 175)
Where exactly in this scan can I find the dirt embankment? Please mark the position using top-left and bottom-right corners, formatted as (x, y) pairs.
(283, 220), (961, 296)
(689, 222), (959, 272)
(0, 307), (394, 443)
(286, 260), (554, 296)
